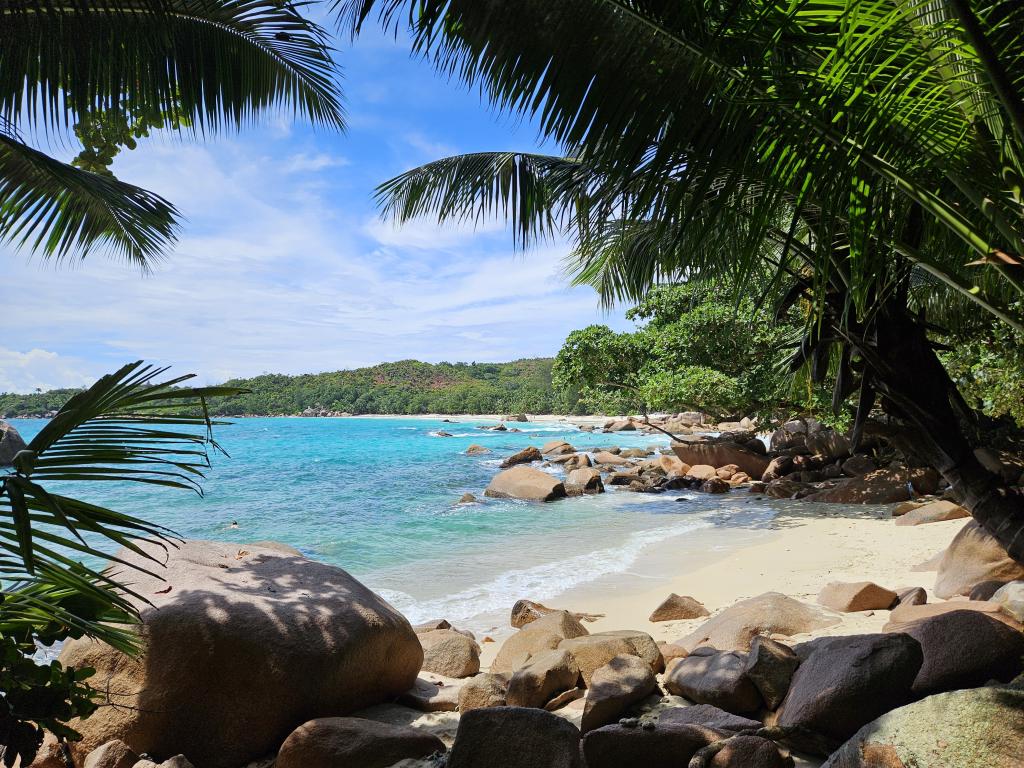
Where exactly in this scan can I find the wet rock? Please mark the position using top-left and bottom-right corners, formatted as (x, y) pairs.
(465, 445), (491, 455)
(499, 446), (543, 468)
(649, 593), (710, 622)
(664, 648), (763, 714)
(701, 477), (730, 493)
(447, 707), (583, 768)
(457, 493), (478, 504)
(567, 467), (605, 494)
(817, 581), (898, 612)
(275, 717), (444, 768)
(485, 465), (566, 502)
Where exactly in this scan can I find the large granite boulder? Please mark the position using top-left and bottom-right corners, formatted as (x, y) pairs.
(559, 630), (663, 685)
(934, 520), (1024, 598)
(580, 654), (657, 732)
(447, 707), (583, 768)
(776, 633), (923, 753)
(883, 600), (1021, 632)
(817, 581), (898, 612)
(743, 636), (800, 710)
(671, 440), (770, 479)
(485, 465), (567, 501)
(0, 420), (28, 465)
(506, 648), (580, 708)
(822, 685), (1024, 768)
(804, 468), (937, 504)
(58, 540), (422, 767)
(275, 717), (444, 768)
(677, 592), (840, 652)
(567, 467), (605, 493)
(664, 648), (763, 714)
(900, 610), (1024, 696)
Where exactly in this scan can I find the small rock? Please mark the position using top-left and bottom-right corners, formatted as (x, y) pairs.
(992, 580), (1024, 622)
(457, 493), (478, 504)
(84, 741), (139, 768)
(817, 581), (898, 612)
(686, 464), (719, 481)
(894, 586), (927, 607)
(398, 675), (463, 712)
(649, 593), (710, 622)
(541, 440), (575, 456)
(894, 499), (970, 526)
(567, 467), (605, 494)
(418, 629), (481, 678)
(465, 444), (491, 455)
(458, 672), (508, 712)
(700, 477), (730, 493)
(545, 687), (585, 711)
(500, 446), (543, 468)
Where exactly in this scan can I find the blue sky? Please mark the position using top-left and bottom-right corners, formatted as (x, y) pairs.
(0, 24), (631, 393)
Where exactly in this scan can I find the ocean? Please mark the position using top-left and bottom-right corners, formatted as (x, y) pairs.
(8, 416), (781, 636)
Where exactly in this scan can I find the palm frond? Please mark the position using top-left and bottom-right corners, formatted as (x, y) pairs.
(1, 0), (345, 136)
(0, 133), (179, 266)
(0, 361), (243, 647)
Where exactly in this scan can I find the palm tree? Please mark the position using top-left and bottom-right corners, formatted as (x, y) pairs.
(339, 0), (1024, 560)
(1, 0), (344, 268)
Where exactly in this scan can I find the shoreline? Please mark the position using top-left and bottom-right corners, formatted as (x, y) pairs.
(477, 505), (966, 668)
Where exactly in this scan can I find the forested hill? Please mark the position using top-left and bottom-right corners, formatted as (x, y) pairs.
(0, 359), (582, 418)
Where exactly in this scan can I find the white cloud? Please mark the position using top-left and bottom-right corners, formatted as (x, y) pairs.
(0, 348), (95, 393)
(1, 129), (626, 390)
(281, 152), (351, 173)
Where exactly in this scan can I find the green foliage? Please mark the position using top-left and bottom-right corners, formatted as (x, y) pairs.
(1, 1), (344, 266)
(1, 359), (581, 418)
(553, 283), (810, 419)
(941, 311), (1024, 427)
(0, 628), (97, 767)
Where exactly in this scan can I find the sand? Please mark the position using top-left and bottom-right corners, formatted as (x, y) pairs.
(479, 508), (966, 666)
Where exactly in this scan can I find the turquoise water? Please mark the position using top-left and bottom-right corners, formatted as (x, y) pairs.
(8, 417), (779, 633)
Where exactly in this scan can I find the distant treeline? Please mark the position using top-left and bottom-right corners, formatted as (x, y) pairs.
(0, 359), (584, 418)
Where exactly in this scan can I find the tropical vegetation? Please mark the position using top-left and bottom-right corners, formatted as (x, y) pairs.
(552, 282), (836, 422)
(341, 0), (1024, 561)
(2, 359), (580, 419)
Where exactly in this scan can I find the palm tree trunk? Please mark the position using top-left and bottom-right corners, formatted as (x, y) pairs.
(862, 301), (1024, 562)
